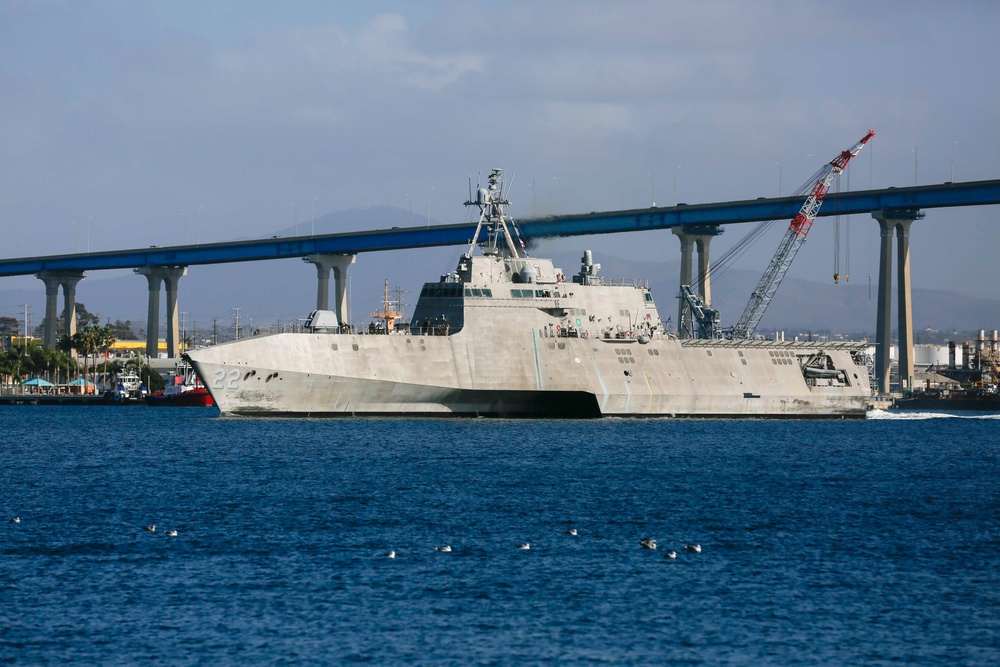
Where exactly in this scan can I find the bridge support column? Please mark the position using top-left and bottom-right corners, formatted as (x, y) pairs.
(162, 267), (187, 358)
(38, 274), (63, 347)
(895, 218), (916, 393)
(693, 225), (722, 307)
(874, 218), (893, 394)
(672, 225), (722, 338)
(305, 253), (356, 326)
(672, 229), (694, 337)
(872, 209), (923, 394)
(35, 270), (86, 348)
(136, 266), (187, 358)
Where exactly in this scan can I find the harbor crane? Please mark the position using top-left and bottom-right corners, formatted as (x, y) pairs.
(681, 130), (875, 339)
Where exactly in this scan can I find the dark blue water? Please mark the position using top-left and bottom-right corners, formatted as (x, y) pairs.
(1, 407), (997, 665)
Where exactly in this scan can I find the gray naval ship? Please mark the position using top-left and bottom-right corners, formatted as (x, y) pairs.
(185, 168), (872, 418)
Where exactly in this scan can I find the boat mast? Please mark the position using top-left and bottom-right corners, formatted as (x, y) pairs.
(370, 279), (401, 331)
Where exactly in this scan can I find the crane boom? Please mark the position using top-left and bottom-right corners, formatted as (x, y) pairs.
(729, 130), (874, 339)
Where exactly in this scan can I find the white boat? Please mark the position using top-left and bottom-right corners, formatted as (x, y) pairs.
(185, 169), (872, 418)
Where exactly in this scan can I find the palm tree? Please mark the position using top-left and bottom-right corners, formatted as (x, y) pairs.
(55, 335), (79, 390)
(71, 327), (100, 393)
(2, 347), (24, 393)
(0, 350), (16, 393)
(99, 324), (116, 385)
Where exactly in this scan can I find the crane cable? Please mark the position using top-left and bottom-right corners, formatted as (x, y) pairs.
(691, 167), (823, 288)
(833, 173), (841, 283)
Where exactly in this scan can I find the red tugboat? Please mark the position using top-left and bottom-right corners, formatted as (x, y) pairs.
(146, 363), (215, 407)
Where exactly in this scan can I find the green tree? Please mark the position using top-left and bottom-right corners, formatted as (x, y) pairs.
(109, 319), (138, 340)
(71, 326), (100, 392)
(97, 324), (116, 381)
(0, 349), (19, 392)
(34, 302), (101, 340)
(0, 316), (20, 336)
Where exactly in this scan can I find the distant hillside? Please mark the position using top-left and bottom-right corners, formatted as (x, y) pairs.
(2, 208), (998, 340)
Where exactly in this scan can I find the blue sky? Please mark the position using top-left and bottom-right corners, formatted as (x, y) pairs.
(1, 1), (998, 316)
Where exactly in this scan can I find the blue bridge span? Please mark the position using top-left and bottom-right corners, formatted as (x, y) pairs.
(0, 179), (996, 274)
(3, 178), (999, 395)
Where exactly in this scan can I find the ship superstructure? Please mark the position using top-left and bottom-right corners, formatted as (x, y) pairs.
(184, 168), (872, 418)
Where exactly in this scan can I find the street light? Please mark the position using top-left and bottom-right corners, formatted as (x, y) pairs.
(950, 141), (959, 182)
(673, 166), (680, 206)
(196, 206), (204, 245)
(311, 197), (319, 236)
(649, 173), (655, 207)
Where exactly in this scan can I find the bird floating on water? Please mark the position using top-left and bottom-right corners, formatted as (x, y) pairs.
(385, 550), (396, 559)
(143, 525), (156, 533)
(663, 550), (677, 559)
(8, 517), (19, 524)
(684, 544), (702, 553)
(164, 530), (178, 537)
(564, 528), (578, 536)
(515, 543), (530, 550)
(435, 545), (452, 552)
(639, 538), (657, 550)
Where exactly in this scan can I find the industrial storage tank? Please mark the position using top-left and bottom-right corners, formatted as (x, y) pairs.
(913, 344), (950, 366)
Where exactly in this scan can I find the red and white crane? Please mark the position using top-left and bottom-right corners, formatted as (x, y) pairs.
(729, 129), (873, 339)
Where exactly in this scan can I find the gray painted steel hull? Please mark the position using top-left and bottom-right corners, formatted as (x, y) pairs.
(185, 187), (872, 419)
(185, 331), (871, 419)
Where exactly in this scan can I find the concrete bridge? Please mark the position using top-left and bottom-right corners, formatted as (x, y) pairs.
(2, 178), (999, 394)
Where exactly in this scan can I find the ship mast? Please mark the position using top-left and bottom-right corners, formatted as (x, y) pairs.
(370, 279), (402, 331)
(464, 168), (527, 259)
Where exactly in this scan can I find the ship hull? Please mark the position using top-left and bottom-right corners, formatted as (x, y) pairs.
(185, 331), (871, 419)
(892, 395), (1000, 411)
